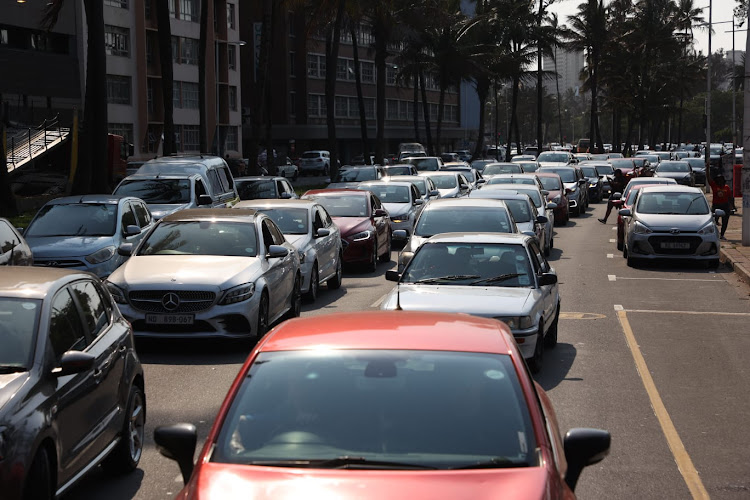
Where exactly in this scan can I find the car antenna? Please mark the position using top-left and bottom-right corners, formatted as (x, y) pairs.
(394, 281), (402, 311)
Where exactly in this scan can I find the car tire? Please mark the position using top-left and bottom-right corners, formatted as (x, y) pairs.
(379, 232), (391, 263)
(287, 274), (302, 318)
(257, 293), (269, 337)
(102, 384), (145, 475)
(24, 448), (53, 500)
(368, 239), (378, 272)
(625, 246), (636, 267)
(305, 265), (319, 302)
(323, 164), (330, 176)
(327, 254), (343, 290)
(528, 327), (544, 374)
(616, 237), (623, 251)
(545, 305), (559, 349)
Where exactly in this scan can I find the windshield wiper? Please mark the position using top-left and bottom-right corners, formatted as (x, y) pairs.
(470, 273), (523, 285)
(0, 365), (27, 374)
(249, 456), (437, 470)
(414, 274), (480, 284)
(452, 457), (531, 470)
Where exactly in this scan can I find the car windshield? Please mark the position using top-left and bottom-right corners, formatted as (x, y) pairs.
(471, 160), (494, 171)
(415, 207), (512, 236)
(0, 297), (41, 370)
(138, 221), (258, 256)
(609, 160), (634, 170)
(487, 177), (535, 186)
(513, 189), (543, 208)
(581, 167), (598, 178)
(408, 179), (427, 195)
(656, 162), (689, 173)
(403, 242), (534, 287)
(536, 152), (569, 163)
(361, 185), (410, 203)
(686, 159), (705, 169)
(538, 176), (562, 191)
(25, 204), (117, 237)
(636, 192), (709, 215)
(302, 152), (321, 159)
(256, 208), (308, 235)
(383, 166), (412, 176)
(595, 165), (615, 176)
(427, 174), (458, 189)
(484, 164), (521, 175)
(333, 168), (378, 182)
(212, 349), (536, 469)
(519, 162), (539, 172)
(309, 195), (368, 217)
(504, 200), (533, 222)
(540, 168), (576, 183)
(236, 180), (277, 200)
(406, 158), (440, 171)
(115, 179), (191, 204)
(626, 188), (641, 205)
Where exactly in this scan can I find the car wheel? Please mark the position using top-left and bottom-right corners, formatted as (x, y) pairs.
(257, 293), (269, 337)
(368, 239), (378, 272)
(305, 265), (319, 302)
(324, 164), (330, 176)
(625, 246), (636, 267)
(379, 232), (391, 263)
(327, 254), (343, 290)
(545, 305), (559, 349)
(102, 384), (145, 474)
(528, 328), (545, 374)
(616, 237), (623, 251)
(24, 448), (53, 500)
(288, 274), (302, 318)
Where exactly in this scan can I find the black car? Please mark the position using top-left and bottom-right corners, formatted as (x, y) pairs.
(579, 165), (605, 202)
(685, 157), (707, 185)
(234, 176), (298, 201)
(0, 267), (145, 499)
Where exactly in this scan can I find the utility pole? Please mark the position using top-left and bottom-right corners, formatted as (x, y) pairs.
(705, 0), (712, 179)
(743, 8), (750, 246)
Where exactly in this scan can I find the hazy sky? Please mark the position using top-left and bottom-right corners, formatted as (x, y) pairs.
(549, 0), (747, 56)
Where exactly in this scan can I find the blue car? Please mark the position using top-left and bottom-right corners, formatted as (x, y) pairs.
(23, 195), (155, 278)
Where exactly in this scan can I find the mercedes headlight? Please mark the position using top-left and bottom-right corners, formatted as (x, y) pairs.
(494, 316), (533, 330)
(220, 283), (255, 305)
(105, 281), (128, 304)
(633, 221), (653, 234)
(697, 223), (717, 235)
(350, 230), (372, 242)
(86, 246), (116, 264)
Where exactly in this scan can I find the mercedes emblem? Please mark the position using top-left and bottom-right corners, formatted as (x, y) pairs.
(161, 292), (180, 311)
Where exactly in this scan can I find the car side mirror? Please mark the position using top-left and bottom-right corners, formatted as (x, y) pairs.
(118, 243), (134, 256)
(430, 190), (440, 197)
(578, 179), (586, 185)
(536, 215), (548, 224)
(714, 209), (725, 218)
(198, 194), (213, 206)
(154, 424), (197, 485)
(16, 227), (24, 234)
(392, 229), (407, 240)
(618, 208), (632, 217)
(522, 230), (537, 239)
(385, 270), (401, 282)
(414, 199), (424, 205)
(546, 202), (557, 209)
(538, 273), (557, 286)
(124, 225), (141, 236)
(611, 199), (623, 207)
(267, 245), (289, 259)
(374, 209), (388, 217)
(52, 351), (95, 377)
(564, 428), (611, 491)
(565, 188), (572, 194)
(315, 228), (331, 238)
(612, 192), (622, 199)
(541, 190), (549, 196)
(325, 178), (332, 183)
(476, 179), (486, 184)
(280, 192), (293, 199)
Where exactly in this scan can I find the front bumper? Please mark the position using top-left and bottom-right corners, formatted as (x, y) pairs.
(627, 231), (720, 261)
(510, 326), (540, 360)
(342, 237), (375, 264)
(390, 220), (412, 239)
(33, 256), (119, 279)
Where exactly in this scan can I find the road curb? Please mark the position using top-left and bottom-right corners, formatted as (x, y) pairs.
(720, 247), (750, 284)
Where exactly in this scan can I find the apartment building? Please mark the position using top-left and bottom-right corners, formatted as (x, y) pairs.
(542, 48), (585, 96)
(103, 0), (242, 159)
(239, 6), (465, 162)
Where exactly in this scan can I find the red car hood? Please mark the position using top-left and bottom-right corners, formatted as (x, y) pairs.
(185, 463), (550, 500)
(333, 216), (372, 237)
(545, 189), (562, 201)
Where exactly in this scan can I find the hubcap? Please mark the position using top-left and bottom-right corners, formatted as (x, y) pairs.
(128, 391), (145, 462)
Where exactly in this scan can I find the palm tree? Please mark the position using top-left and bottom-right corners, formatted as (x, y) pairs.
(155, 1), (175, 155)
(370, 0), (400, 165)
(324, 0), (347, 177)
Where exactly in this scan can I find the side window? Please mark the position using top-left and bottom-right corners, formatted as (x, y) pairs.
(133, 202), (151, 227)
(411, 186), (419, 202)
(529, 242), (550, 273)
(121, 202), (137, 232)
(217, 167), (233, 192)
(70, 281), (109, 339)
(282, 180), (294, 195)
(49, 288), (89, 362)
(458, 175), (467, 188)
(370, 195), (378, 213)
(313, 209), (324, 231)
(195, 179), (208, 198)
(207, 171), (223, 196)
(319, 206), (333, 226)
(269, 221), (286, 245)
(0, 221), (20, 253)
(275, 181), (286, 197)
(261, 220), (275, 248)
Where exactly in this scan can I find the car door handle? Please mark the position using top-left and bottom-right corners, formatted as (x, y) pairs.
(118, 345), (127, 354)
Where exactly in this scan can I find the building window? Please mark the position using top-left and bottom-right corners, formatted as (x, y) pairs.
(386, 65), (396, 86)
(146, 34), (155, 65)
(174, 125), (182, 151)
(106, 75), (131, 105)
(180, 0), (199, 21)
(173, 81), (182, 108)
(147, 80), (155, 113)
(364, 98), (375, 119)
(361, 61), (375, 84)
(229, 86), (237, 111)
(398, 100), (408, 120)
(108, 123), (133, 144)
(105, 25), (130, 57)
(227, 3), (236, 30)
(307, 94), (325, 117)
(307, 53), (325, 79)
(183, 125), (200, 151)
(30, 33), (47, 51)
(348, 97), (360, 118)
(0, 29), (7, 45)
(182, 82), (199, 109)
(169, 0), (176, 18)
(289, 52), (295, 77)
(179, 37), (198, 65)
(228, 44), (236, 70)
(104, 0), (129, 8)
(288, 12), (295, 37)
(226, 126), (238, 151)
(387, 99), (398, 120)
(335, 96), (348, 118)
(144, 0), (152, 19)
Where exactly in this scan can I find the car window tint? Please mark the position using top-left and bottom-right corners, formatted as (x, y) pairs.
(121, 202), (137, 230)
(319, 206), (333, 226)
(261, 220), (276, 248)
(70, 281), (109, 339)
(0, 221), (20, 254)
(195, 179), (208, 198)
(49, 288), (89, 361)
(268, 220), (286, 245)
(313, 209), (324, 231)
(218, 167), (234, 191)
(133, 202), (151, 227)
(0, 298), (41, 368)
(207, 171), (223, 195)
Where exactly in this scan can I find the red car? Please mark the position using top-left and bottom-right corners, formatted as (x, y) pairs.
(154, 311), (610, 500)
(535, 172), (570, 225)
(301, 189), (391, 271)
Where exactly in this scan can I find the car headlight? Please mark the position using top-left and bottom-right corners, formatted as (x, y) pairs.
(569, 186), (577, 193)
(105, 281), (128, 304)
(350, 230), (372, 242)
(552, 195), (561, 204)
(589, 182), (597, 187)
(633, 221), (652, 234)
(86, 246), (116, 264)
(297, 250), (306, 263)
(220, 283), (255, 305)
(494, 316), (533, 330)
(697, 223), (717, 235)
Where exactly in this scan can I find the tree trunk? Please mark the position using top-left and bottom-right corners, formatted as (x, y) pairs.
(374, 17), (387, 165)
(590, 58), (603, 153)
(555, 47), (563, 145)
(198, 0), (210, 152)
(472, 76), (489, 161)
(436, 82), (446, 154)
(351, 23), (369, 160)
(413, 76), (421, 145)
(507, 75), (520, 161)
(264, 1), (277, 173)
(419, 68), (434, 155)
(536, 2), (543, 152)
(677, 95), (684, 146)
(156, 0), (175, 155)
(325, 0), (345, 177)
(624, 113), (635, 156)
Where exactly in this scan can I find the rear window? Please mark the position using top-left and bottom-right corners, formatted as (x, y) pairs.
(415, 206), (512, 236)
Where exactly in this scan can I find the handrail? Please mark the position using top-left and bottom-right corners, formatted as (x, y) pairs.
(6, 114), (69, 169)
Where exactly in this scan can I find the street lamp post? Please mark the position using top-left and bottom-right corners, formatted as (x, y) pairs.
(705, 0), (712, 177)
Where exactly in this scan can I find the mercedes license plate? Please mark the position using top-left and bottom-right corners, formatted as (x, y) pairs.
(145, 314), (194, 325)
(660, 242), (690, 249)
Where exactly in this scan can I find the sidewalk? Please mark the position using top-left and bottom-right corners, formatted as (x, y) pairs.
(719, 201), (750, 284)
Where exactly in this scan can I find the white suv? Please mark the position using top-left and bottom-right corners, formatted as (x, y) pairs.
(300, 150), (331, 176)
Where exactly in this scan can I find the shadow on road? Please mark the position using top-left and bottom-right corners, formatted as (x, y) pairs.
(65, 467), (145, 500)
(626, 259), (733, 275)
(546, 246), (564, 262)
(135, 338), (252, 365)
(535, 342), (577, 391)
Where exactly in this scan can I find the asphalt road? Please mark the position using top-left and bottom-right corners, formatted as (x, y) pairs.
(66, 198), (750, 499)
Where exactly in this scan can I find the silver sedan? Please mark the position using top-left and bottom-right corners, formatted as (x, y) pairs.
(358, 180), (424, 243)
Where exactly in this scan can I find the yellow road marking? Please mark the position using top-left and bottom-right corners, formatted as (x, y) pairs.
(559, 312), (607, 320)
(616, 309), (710, 500)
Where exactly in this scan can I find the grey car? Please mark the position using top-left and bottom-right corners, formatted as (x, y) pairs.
(359, 181), (424, 243)
(0, 218), (33, 266)
(327, 166), (383, 189)
(23, 195), (155, 278)
(653, 161), (695, 186)
(234, 200), (343, 302)
(620, 186), (721, 268)
(385, 175), (441, 204)
(418, 171), (471, 198)
(383, 233), (560, 373)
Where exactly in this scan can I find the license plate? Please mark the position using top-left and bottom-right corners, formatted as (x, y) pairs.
(660, 242), (690, 249)
(145, 314), (194, 325)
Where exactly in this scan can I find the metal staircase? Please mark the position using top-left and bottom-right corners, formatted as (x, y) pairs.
(5, 115), (70, 173)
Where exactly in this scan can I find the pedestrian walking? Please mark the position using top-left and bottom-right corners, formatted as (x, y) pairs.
(598, 169), (628, 224)
(707, 172), (735, 239)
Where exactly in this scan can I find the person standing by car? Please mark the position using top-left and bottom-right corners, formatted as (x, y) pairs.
(708, 173), (735, 239)
(599, 169), (628, 223)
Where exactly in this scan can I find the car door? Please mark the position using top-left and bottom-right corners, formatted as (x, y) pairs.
(313, 206), (337, 281)
(0, 219), (32, 265)
(370, 194), (389, 254)
(261, 219), (294, 318)
(528, 241), (556, 330)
